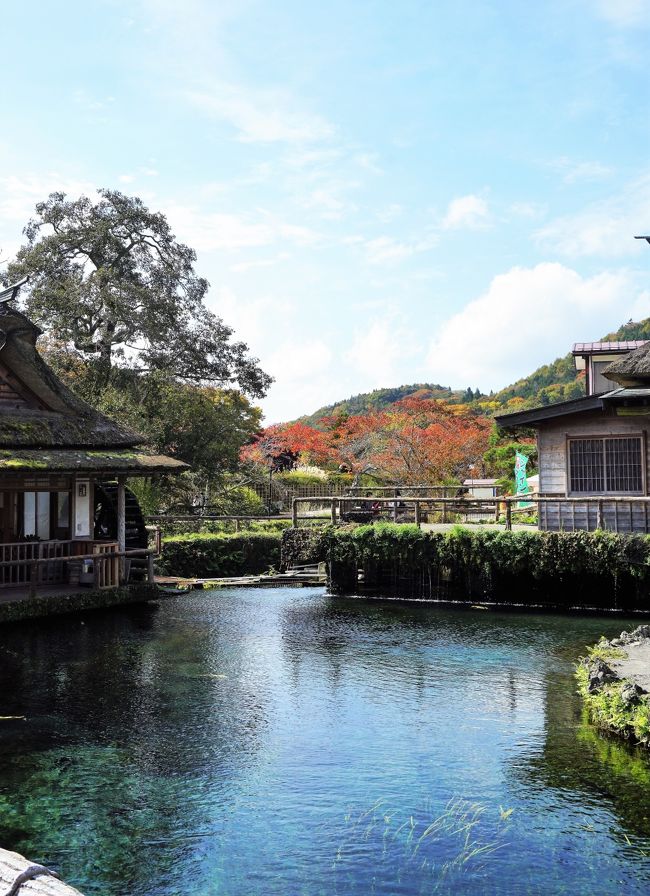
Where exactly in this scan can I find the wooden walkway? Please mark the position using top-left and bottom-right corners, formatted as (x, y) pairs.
(155, 564), (327, 591)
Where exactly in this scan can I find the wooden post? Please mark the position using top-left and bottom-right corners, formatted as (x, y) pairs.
(235, 517), (240, 532)
(494, 498), (500, 523)
(505, 500), (512, 531)
(393, 488), (398, 522)
(155, 525), (162, 556)
(442, 499), (447, 524)
(292, 498), (298, 528)
(414, 500), (421, 529)
(597, 500), (604, 531)
(117, 476), (126, 584)
(147, 551), (155, 584)
(330, 498), (337, 525)
(29, 561), (37, 598)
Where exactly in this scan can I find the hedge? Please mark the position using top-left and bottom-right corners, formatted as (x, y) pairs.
(281, 527), (328, 569)
(160, 532), (282, 578)
(323, 524), (650, 610)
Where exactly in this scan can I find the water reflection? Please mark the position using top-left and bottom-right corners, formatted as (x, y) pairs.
(0, 591), (649, 895)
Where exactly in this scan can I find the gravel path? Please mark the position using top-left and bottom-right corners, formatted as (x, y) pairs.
(612, 640), (650, 693)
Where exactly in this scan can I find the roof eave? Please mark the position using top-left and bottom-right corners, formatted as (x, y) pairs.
(495, 395), (605, 429)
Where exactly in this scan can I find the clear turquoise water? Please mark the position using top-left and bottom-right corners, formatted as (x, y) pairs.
(1, 589), (650, 895)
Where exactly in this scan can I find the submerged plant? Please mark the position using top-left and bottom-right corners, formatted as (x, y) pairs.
(333, 796), (512, 887)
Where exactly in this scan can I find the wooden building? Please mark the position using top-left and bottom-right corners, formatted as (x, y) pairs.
(0, 289), (186, 593)
(496, 339), (650, 533)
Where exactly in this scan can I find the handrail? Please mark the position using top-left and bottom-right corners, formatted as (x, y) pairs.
(290, 493), (650, 531)
(0, 548), (156, 594)
(0, 548), (153, 568)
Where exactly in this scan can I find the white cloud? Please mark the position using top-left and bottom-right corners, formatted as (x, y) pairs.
(363, 233), (438, 265)
(347, 318), (420, 383)
(162, 203), (321, 252)
(548, 157), (613, 183)
(184, 84), (335, 144)
(535, 173), (650, 258)
(442, 194), (491, 231)
(377, 203), (403, 223)
(509, 201), (545, 219)
(594, 0), (650, 27)
(426, 263), (649, 391)
(230, 252), (290, 273)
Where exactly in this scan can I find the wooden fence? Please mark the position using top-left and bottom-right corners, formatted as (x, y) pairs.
(0, 541), (155, 594)
(291, 494), (650, 534)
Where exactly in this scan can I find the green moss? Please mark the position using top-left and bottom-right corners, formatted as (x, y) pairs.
(0, 457), (48, 469)
(324, 525), (650, 606)
(577, 638), (650, 747)
(577, 674), (650, 746)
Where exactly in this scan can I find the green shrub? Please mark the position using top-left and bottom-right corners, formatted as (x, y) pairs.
(158, 518), (291, 537)
(274, 471), (327, 487)
(323, 524), (650, 607)
(281, 527), (328, 568)
(160, 532), (281, 578)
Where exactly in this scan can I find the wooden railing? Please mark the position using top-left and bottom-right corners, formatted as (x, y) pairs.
(0, 540), (155, 593)
(291, 496), (502, 527)
(290, 494), (650, 534)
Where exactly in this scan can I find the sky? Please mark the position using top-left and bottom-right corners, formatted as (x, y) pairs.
(1, 0), (650, 422)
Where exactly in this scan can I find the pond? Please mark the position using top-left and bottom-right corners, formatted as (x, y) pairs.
(1, 588), (650, 895)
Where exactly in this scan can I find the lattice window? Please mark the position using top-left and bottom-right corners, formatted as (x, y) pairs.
(569, 436), (643, 494)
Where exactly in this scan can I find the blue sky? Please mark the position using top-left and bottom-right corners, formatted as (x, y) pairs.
(1, 0), (650, 421)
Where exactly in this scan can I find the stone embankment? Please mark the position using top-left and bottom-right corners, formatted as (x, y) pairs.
(0, 848), (84, 896)
(577, 626), (650, 747)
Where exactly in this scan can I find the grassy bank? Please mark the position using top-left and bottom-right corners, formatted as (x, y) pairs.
(577, 636), (650, 747)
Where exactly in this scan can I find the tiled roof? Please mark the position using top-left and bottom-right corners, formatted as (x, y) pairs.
(572, 341), (647, 354)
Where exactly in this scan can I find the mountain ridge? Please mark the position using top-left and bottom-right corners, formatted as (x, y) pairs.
(299, 316), (650, 425)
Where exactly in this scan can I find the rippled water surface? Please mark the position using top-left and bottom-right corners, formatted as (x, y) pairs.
(2, 589), (650, 895)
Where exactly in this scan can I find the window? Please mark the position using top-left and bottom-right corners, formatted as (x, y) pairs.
(22, 492), (51, 539)
(569, 436), (644, 494)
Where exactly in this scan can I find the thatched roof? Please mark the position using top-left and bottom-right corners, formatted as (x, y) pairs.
(603, 341), (650, 387)
(0, 448), (187, 475)
(0, 305), (141, 449)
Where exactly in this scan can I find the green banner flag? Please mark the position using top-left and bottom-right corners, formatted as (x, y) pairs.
(514, 451), (529, 496)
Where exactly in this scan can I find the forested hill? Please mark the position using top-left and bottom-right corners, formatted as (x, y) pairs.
(300, 316), (650, 423)
(302, 384), (469, 424)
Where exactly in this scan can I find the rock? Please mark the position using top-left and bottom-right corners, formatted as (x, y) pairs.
(630, 624), (650, 641)
(619, 681), (645, 706)
(587, 658), (618, 693)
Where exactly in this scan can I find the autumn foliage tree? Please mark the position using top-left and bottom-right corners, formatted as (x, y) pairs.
(241, 398), (491, 485)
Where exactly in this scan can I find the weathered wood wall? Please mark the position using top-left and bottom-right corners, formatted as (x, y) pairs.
(539, 500), (650, 533)
(538, 411), (650, 495)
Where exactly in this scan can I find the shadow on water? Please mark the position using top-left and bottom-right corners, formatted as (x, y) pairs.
(0, 590), (650, 894)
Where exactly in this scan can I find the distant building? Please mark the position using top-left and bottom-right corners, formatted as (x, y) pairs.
(496, 340), (650, 532)
(0, 292), (186, 592)
(461, 478), (499, 499)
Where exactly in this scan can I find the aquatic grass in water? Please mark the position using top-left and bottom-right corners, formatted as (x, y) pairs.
(334, 796), (511, 888)
(1, 591), (650, 894)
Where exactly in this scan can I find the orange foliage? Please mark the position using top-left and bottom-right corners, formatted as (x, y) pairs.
(241, 398), (492, 483)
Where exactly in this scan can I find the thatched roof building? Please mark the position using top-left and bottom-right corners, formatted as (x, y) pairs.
(0, 289), (186, 593)
(0, 302), (184, 474)
(603, 341), (650, 388)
